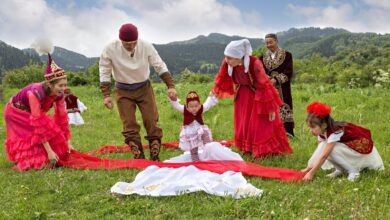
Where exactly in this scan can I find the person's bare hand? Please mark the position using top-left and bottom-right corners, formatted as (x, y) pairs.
(47, 149), (59, 164)
(269, 112), (276, 121)
(67, 143), (74, 153)
(104, 96), (113, 109)
(301, 167), (311, 173)
(167, 88), (177, 101)
(303, 172), (314, 182)
(209, 90), (217, 97)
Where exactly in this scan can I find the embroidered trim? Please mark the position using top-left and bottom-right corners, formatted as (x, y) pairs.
(11, 101), (31, 112)
(279, 103), (294, 123)
(344, 138), (372, 154)
(100, 83), (111, 97)
(272, 77), (284, 102)
(263, 48), (286, 70)
(45, 72), (66, 81)
(271, 71), (288, 84)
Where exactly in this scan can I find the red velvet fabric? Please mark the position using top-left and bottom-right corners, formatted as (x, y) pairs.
(119, 23), (138, 42)
(65, 94), (78, 110)
(321, 123), (374, 154)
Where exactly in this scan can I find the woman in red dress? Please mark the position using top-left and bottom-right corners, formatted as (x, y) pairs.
(211, 39), (293, 158)
(4, 41), (71, 170)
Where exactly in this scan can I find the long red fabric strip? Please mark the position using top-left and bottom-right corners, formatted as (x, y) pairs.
(58, 141), (304, 182)
(85, 140), (235, 155)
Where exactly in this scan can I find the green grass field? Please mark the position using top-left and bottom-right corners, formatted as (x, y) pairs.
(0, 83), (389, 219)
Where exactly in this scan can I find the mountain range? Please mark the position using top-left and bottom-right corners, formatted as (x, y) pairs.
(1, 27), (389, 78)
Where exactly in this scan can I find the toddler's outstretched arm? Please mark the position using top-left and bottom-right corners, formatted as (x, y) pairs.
(203, 95), (219, 113)
(168, 98), (184, 113)
(77, 99), (87, 113)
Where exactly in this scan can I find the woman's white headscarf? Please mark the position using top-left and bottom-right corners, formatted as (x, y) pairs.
(224, 39), (253, 76)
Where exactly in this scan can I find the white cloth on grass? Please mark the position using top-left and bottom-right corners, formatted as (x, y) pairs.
(111, 142), (262, 199)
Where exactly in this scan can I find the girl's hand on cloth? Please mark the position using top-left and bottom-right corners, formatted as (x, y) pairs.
(303, 172), (314, 182)
(47, 149), (59, 164)
(301, 167), (312, 173)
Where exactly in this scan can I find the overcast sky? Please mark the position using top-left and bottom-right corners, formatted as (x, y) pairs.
(1, 0), (389, 57)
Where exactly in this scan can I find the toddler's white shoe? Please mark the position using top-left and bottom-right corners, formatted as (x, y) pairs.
(326, 170), (343, 178)
(347, 172), (360, 182)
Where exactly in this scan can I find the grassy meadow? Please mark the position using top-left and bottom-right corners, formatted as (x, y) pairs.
(0, 83), (389, 219)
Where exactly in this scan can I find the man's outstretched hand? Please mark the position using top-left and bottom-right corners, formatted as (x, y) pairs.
(168, 88), (177, 101)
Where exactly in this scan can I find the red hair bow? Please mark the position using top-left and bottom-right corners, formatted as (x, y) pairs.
(307, 102), (331, 118)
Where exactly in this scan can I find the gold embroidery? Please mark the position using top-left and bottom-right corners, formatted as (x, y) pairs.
(271, 71), (288, 84)
(345, 138), (372, 153)
(44, 71), (66, 81)
(45, 60), (66, 82)
(11, 101), (30, 112)
(145, 184), (161, 191)
(114, 184), (135, 194)
(279, 103), (294, 123)
(235, 187), (259, 196)
(270, 71), (283, 101)
(263, 48), (286, 70)
(124, 187), (135, 194)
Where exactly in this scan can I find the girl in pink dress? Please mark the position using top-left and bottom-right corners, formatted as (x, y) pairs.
(211, 39), (293, 158)
(4, 42), (71, 170)
(169, 91), (218, 161)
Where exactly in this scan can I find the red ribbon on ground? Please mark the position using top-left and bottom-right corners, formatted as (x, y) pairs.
(58, 140), (304, 182)
(85, 140), (235, 155)
(59, 151), (304, 182)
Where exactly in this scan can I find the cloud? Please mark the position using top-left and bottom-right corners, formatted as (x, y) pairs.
(101, 0), (267, 43)
(287, 2), (390, 33)
(2, 0), (387, 57)
(362, 0), (390, 9)
(140, 0), (264, 40)
(0, 0), (265, 57)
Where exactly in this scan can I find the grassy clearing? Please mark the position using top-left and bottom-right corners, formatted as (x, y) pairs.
(0, 83), (388, 219)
